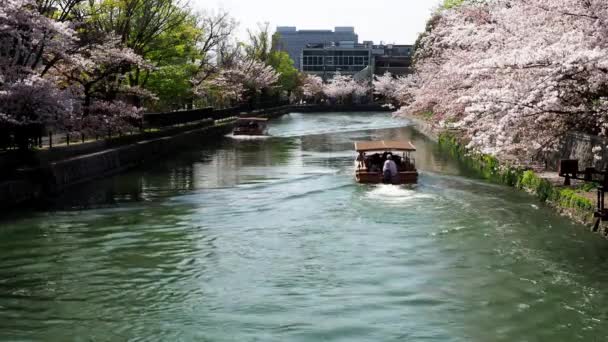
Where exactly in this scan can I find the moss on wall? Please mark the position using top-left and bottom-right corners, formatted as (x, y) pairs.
(438, 132), (595, 222)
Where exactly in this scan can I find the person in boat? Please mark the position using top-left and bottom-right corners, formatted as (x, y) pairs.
(366, 153), (379, 172)
(356, 152), (366, 169)
(392, 154), (402, 170)
(383, 154), (398, 184)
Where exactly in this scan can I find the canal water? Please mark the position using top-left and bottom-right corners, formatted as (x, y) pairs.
(1, 112), (608, 341)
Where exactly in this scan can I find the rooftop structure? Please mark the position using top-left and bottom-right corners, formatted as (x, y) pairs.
(354, 140), (417, 152)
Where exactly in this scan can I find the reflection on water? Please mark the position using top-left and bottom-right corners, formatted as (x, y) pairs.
(2, 112), (608, 342)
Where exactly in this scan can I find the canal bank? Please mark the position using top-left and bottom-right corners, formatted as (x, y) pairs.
(404, 113), (602, 236)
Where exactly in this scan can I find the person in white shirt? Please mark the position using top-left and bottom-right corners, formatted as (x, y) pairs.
(383, 154), (398, 184)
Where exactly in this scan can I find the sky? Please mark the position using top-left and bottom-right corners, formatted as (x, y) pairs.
(193, 0), (442, 45)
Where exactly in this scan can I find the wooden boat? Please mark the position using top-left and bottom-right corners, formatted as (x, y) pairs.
(233, 117), (269, 136)
(354, 140), (418, 184)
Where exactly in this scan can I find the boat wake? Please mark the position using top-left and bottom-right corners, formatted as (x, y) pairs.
(364, 184), (435, 205)
(225, 134), (272, 140)
(270, 122), (411, 138)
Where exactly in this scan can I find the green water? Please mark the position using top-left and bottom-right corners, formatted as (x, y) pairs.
(1, 112), (608, 341)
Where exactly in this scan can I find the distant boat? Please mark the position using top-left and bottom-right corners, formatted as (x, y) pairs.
(354, 140), (418, 185)
(233, 117), (269, 136)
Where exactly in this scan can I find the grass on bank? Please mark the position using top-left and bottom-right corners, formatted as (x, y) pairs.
(438, 132), (596, 219)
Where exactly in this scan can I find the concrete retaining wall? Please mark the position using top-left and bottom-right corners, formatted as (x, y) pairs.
(0, 104), (380, 208)
(0, 180), (41, 207)
(45, 123), (233, 191)
(46, 125), (232, 192)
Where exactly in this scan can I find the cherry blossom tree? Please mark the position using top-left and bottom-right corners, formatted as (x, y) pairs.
(0, 0), (76, 80)
(323, 73), (370, 105)
(80, 101), (144, 136)
(197, 59), (279, 106)
(300, 74), (324, 103)
(373, 72), (417, 108)
(52, 37), (152, 112)
(373, 73), (398, 100)
(0, 75), (76, 147)
(395, 0), (608, 162)
(0, 0), (78, 147)
(43, 34), (157, 137)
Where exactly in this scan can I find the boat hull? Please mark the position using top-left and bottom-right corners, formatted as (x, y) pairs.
(355, 170), (418, 185)
(233, 128), (268, 136)
(233, 131), (267, 136)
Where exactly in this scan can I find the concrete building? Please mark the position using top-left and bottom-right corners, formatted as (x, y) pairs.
(374, 44), (414, 76)
(275, 26), (359, 70)
(301, 42), (414, 80)
(301, 42), (373, 80)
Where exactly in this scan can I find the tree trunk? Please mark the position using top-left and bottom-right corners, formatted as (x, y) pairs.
(83, 85), (92, 116)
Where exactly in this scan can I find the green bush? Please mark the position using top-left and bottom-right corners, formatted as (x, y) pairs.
(557, 189), (594, 212)
(439, 134), (595, 215)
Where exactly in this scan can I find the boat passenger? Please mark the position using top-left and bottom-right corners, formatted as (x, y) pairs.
(356, 152), (366, 169)
(393, 154), (402, 170)
(369, 153), (381, 170)
(383, 155), (398, 184)
(381, 151), (389, 165)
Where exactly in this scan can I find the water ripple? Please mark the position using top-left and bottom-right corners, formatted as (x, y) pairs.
(1, 112), (608, 341)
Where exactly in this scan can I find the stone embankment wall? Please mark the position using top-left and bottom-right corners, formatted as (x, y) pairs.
(0, 123), (234, 208)
(0, 104), (390, 208)
(46, 123), (234, 191)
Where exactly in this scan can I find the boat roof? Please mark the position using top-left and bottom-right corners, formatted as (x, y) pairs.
(354, 140), (416, 152)
(237, 117), (268, 122)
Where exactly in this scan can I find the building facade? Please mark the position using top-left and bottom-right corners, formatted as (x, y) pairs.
(275, 26), (359, 70)
(276, 26), (414, 80)
(301, 43), (372, 79)
(301, 43), (414, 80)
(374, 45), (414, 76)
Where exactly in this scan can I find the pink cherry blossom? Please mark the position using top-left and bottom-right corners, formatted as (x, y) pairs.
(301, 75), (324, 100)
(323, 73), (370, 104)
(198, 59), (279, 103)
(392, 0), (608, 162)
